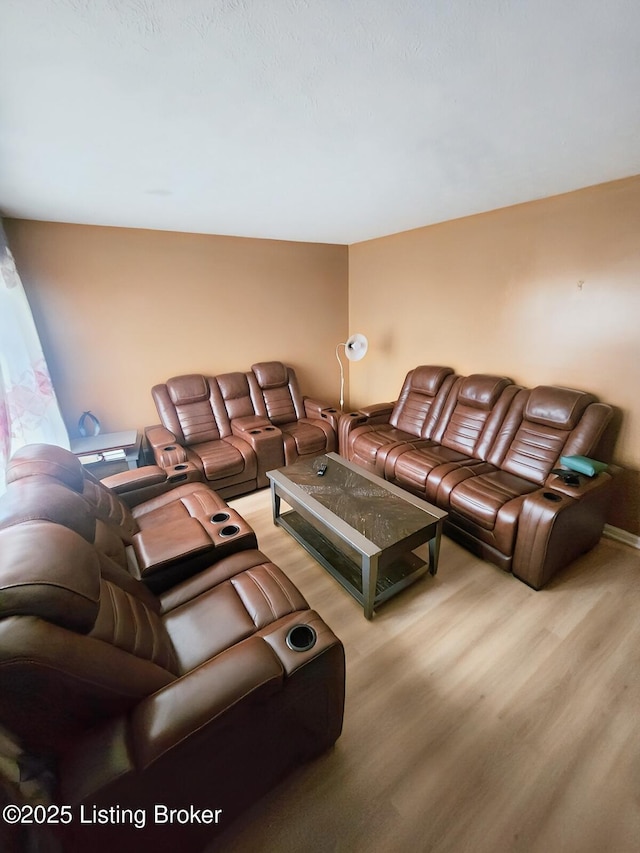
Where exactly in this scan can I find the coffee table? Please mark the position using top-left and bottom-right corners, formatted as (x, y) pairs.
(267, 452), (447, 619)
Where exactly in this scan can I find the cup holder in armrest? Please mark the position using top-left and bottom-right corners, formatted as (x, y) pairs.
(168, 473), (188, 483)
(542, 492), (563, 502)
(163, 445), (176, 451)
(174, 464), (188, 470)
(249, 429), (262, 434)
(285, 624), (317, 652)
(210, 511), (230, 523)
(219, 524), (240, 538)
(265, 427), (276, 432)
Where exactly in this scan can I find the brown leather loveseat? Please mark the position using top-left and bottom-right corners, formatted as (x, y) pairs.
(146, 362), (339, 497)
(340, 367), (614, 590)
(0, 446), (346, 852)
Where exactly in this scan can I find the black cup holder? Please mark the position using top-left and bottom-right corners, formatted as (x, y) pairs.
(163, 445), (176, 451)
(219, 524), (240, 538)
(249, 429), (261, 434)
(210, 512), (230, 523)
(286, 624), (317, 653)
(265, 427), (276, 431)
(542, 492), (562, 502)
(174, 463), (188, 470)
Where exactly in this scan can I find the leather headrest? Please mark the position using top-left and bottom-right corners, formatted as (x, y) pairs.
(0, 521), (101, 634)
(216, 372), (250, 400)
(167, 374), (210, 405)
(6, 444), (84, 492)
(525, 386), (595, 430)
(410, 366), (454, 396)
(0, 479), (96, 543)
(458, 375), (512, 410)
(251, 362), (289, 389)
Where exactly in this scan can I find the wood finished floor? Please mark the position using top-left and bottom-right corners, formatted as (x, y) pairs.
(205, 488), (640, 853)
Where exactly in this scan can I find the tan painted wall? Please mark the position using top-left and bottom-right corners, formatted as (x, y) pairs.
(349, 177), (640, 534)
(5, 221), (349, 435)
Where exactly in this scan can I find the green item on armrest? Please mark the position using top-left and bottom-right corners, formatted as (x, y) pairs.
(560, 455), (608, 477)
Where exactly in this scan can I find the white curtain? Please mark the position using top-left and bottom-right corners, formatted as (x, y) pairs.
(0, 222), (69, 492)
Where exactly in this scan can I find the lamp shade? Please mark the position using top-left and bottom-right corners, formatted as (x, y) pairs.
(344, 333), (368, 362)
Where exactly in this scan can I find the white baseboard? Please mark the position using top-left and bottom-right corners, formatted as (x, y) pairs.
(603, 524), (640, 550)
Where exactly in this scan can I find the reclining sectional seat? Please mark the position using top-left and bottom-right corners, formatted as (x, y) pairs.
(2, 443), (257, 592)
(148, 373), (259, 498)
(440, 385), (613, 588)
(148, 364), (339, 495)
(341, 370), (613, 590)
(247, 361), (338, 465)
(383, 373), (522, 501)
(339, 365), (457, 475)
(0, 512), (345, 851)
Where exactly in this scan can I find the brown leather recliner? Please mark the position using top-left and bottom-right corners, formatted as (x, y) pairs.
(1, 443), (257, 593)
(441, 385), (613, 588)
(0, 517), (345, 852)
(384, 374), (521, 501)
(148, 373), (259, 498)
(248, 361), (337, 465)
(340, 365), (457, 474)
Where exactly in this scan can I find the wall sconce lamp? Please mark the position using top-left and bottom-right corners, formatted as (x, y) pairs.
(335, 333), (369, 409)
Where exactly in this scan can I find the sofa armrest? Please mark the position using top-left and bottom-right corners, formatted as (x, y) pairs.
(58, 638), (283, 807)
(102, 463), (204, 508)
(545, 469), (613, 499)
(513, 473), (613, 589)
(338, 411), (368, 456)
(102, 465), (168, 494)
(358, 401), (395, 421)
(230, 416), (271, 435)
(303, 397), (341, 432)
(130, 638), (283, 769)
(145, 425), (187, 467)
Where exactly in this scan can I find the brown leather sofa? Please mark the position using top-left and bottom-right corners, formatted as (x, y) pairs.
(340, 367), (614, 589)
(0, 447), (345, 852)
(147, 362), (339, 496)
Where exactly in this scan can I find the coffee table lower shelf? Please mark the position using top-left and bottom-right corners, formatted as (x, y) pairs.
(277, 509), (430, 613)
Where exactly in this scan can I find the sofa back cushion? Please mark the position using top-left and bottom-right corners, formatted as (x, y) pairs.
(499, 386), (610, 485)
(250, 362), (304, 425)
(389, 366), (455, 437)
(214, 371), (256, 421)
(6, 442), (85, 492)
(0, 522), (177, 753)
(433, 375), (518, 459)
(4, 444), (139, 550)
(153, 374), (230, 444)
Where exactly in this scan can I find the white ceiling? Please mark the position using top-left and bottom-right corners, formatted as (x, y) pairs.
(1, 0), (639, 245)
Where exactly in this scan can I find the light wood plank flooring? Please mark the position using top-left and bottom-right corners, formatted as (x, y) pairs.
(206, 488), (640, 853)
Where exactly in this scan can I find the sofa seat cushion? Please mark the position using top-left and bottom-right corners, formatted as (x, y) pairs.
(162, 551), (307, 672)
(449, 470), (537, 530)
(281, 420), (332, 460)
(350, 426), (426, 472)
(189, 439), (251, 481)
(387, 444), (476, 494)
